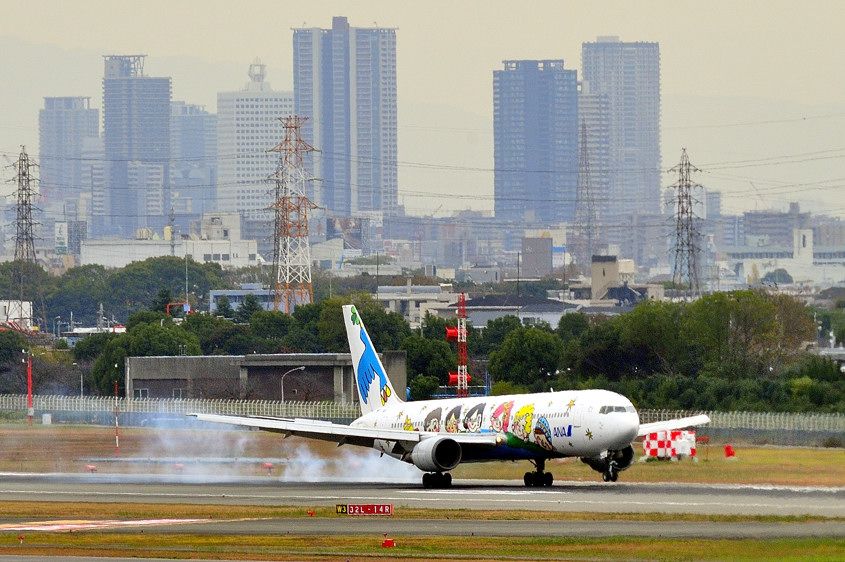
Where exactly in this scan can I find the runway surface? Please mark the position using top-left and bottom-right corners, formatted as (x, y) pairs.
(1, 472), (843, 518)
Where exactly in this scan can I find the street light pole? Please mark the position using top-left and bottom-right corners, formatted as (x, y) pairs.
(280, 366), (305, 403)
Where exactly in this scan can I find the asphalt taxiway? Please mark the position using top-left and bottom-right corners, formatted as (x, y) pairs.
(1, 473), (843, 518)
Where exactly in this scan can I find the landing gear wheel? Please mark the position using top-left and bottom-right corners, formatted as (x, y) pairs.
(423, 472), (452, 489)
(525, 459), (551, 488)
(602, 467), (618, 482)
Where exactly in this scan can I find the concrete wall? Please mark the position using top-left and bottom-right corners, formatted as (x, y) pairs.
(126, 351), (407, 402)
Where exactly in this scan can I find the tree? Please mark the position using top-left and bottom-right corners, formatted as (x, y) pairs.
(488, 327), (564, 386)
(151, 288), (172, 313)
(401, 335), (455, 382)
(216, 296), (234, 318)
(490, 380), (528, 396)
(421, 312), (447, 340)
(235, 294), (263, 323)
(618, 301), (688, 376)
(73, 332), (116, 362)
(0, 330), (27, 364)
(569, 318), (627, 380)
(126, 310), (167, 330)
(409, 375), (439, 401)
(762, 268), (793, 285)
(250, 310), (296, 340)
(557, 312), (589, 342)
(317, 294), (411, 352)
(477, 315), (522, 355)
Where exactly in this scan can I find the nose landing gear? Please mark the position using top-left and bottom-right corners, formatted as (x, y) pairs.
(602, 460), (619, 482)
(523, 458), (554, 487)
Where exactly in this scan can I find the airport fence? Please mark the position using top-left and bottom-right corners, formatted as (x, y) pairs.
(0, 395), (842, 444)
(0, 394), (359, 423)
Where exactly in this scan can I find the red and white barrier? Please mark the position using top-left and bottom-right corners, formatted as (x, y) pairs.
(642, 430), (697, 459)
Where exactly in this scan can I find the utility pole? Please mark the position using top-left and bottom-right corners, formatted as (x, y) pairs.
(574, 120), (597, 272)
(9, 146), (38, 328)
(268, 116), (319, 313)
(669, 148), (702, 300)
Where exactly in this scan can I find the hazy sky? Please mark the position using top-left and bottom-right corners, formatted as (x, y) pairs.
(1, 0), (843, 218)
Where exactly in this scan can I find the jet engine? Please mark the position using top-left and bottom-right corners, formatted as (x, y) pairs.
(410, 436), (462, 472)
(581, 445), (635, 480)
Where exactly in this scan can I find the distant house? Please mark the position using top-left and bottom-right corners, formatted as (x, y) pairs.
(438, 294), (578, 328)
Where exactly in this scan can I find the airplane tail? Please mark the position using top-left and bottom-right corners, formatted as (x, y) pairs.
(343, 304), (403, 415)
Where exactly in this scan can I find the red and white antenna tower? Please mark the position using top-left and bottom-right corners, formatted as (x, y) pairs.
(269, 116), (318, 313)
(446, 293), (470, 397)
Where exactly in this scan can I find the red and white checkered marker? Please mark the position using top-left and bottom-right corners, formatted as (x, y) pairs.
(642, 430), (697, 459)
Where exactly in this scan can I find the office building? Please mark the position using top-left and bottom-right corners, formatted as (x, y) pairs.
(101, 55), (172, 237)
(217, 60), (293, 257)
(38, 97), (99, 220)
(493, 60), (578, 225)
(582, 37), (661, 218)
(293, 16), (398, 218)
(171, 101), (217, 224)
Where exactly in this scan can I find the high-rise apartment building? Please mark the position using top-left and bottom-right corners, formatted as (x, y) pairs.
(582, 37), (661, 218)
(293, 16), (398, 218)
(38, 97), (99, 220)
(101, 55), (171, 237)
(171, 101), (217, 222)
(493, 60), (578, 225)
(216, 60), (293, 256)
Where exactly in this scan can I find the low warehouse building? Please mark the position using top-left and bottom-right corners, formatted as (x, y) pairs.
(125, 352), (407, 403)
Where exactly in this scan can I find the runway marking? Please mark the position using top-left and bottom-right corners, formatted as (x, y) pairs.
(1, 489), (838, 513)
(0, 518), (209, 532)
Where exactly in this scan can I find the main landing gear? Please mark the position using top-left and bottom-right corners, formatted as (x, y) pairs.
(523, 458), (554, 488)
(422, 472), (452, 489)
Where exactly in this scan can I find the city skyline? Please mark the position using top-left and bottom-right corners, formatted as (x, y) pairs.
(0, 1), (843, 220)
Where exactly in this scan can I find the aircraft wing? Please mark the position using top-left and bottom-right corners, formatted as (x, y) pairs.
(637, 414), (711, 437)
(189, 413), (501, 450)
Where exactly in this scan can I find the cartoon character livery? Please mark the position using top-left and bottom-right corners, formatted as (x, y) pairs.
(345, 305), (399, 413)
(190, 305), (709, 489)
(490, 400), (514, 433)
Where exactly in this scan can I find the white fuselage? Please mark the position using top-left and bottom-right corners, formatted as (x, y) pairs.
(351, 389), (639, 461)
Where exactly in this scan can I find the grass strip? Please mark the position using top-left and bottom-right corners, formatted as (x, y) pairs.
(0, 500), (840, 524)
(0, 533), (843, 561)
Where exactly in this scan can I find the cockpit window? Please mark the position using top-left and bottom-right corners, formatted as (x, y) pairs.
(599, 405), (630, 414)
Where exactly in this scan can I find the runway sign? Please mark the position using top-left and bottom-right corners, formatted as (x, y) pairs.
(336, 503), (393, 516)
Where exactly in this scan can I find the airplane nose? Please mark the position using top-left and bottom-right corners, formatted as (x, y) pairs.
(621, 413), (639, 443)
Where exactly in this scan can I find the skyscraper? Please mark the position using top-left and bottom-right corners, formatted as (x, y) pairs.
(101, 55), (171, 237)
(171, 101), (217, 222)
(293, 16), (398, 218)
(216, 60), (293, 256)
(493, 60), (578, 225)
(582, 37), (661, 218)
(38, 97), (99, 219)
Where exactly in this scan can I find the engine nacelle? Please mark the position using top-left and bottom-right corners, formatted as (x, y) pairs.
(410, 436), (462, 472)
(581, 445), (635, 474)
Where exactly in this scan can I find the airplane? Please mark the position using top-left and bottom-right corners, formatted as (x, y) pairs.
(191, 304), (710, 488)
